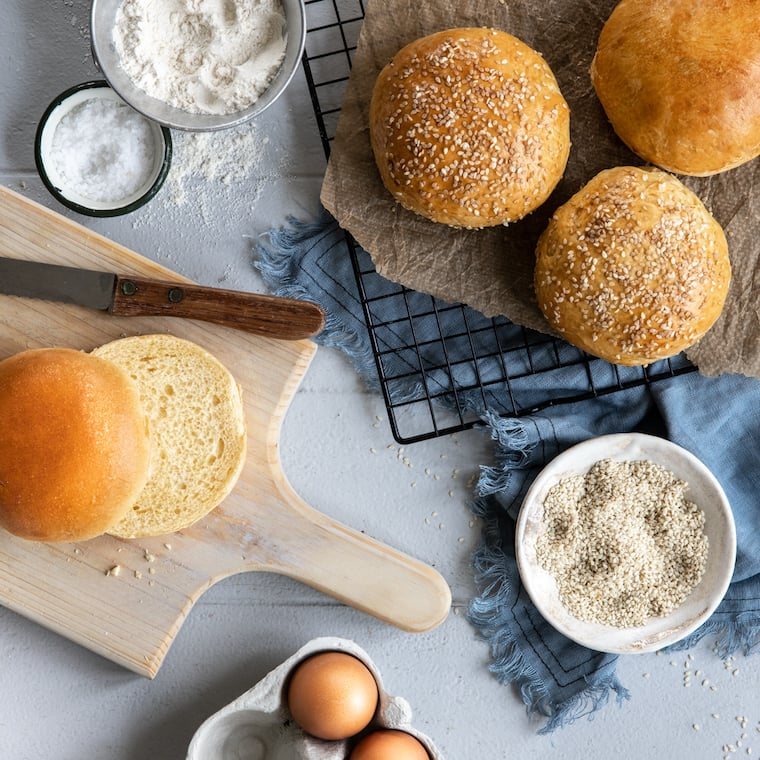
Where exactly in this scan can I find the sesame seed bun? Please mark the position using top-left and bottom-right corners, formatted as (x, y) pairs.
(369, 27), (570, 229)
(0, 348), (151, 542)
(534, 166), (731, 366)
(591, 0), (760, 176)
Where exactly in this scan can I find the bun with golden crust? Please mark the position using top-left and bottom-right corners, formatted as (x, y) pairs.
(534, 166), (731, 366)
(369, 27), (570, 228)
(591, 0), (760, 176)
(0, 348), (151, 542)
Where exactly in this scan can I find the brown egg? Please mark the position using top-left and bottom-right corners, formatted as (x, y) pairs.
(349, 729), (430, 759)
(286, 651), (379, 740)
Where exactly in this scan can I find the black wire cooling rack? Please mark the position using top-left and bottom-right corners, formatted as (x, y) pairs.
(300, 0), (696, 444)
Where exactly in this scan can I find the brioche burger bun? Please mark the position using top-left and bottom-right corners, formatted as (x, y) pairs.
(0, 347), (151, 542)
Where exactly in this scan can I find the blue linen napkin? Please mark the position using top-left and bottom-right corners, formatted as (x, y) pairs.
(254, 212), (760, 733)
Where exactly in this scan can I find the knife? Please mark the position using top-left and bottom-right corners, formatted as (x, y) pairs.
(0, 257), (325, 341)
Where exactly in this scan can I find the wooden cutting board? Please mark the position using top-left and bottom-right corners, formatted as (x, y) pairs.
(0, 186), (451, 678)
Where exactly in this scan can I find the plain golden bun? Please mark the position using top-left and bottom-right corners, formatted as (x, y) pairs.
(369, 27), (570, 228)
(92, 334), (247, 538)
(591, 0), (760, 176)
(534, 166), (731, 366)
(0, 348), (151, 542)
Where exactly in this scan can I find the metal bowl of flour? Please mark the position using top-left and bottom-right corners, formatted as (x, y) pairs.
(90, 0), (306, 131)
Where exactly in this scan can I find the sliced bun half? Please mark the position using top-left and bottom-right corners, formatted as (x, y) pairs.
(92, 334), (247, 538)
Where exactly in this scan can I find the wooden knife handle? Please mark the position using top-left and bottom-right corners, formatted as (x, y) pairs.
(110, 275), (325, 340)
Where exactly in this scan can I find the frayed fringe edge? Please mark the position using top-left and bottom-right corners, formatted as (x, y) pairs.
(253, 216), (433, 406)
(665, 616), (760, 657)
(253, 216), (380, 392)
(468, 540), (629, 734)
(476, 411), (534, 500)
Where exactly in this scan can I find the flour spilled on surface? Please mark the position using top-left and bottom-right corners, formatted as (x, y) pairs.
(129, 120), (275, 248)
(165, 124), (271, 206)
(113, 0), (288, 115)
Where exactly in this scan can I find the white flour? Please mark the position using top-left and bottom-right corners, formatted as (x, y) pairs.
(129, 120), (274, 239)
(113, 0), (288, 115)
(165, 124), (270, 205)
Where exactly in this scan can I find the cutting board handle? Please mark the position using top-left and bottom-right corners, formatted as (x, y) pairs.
(234, 476), (452, 632)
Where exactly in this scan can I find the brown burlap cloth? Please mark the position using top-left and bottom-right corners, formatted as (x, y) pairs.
(320, 0), (760, 378)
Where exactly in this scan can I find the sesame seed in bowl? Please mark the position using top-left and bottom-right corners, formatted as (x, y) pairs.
(515, 433), (736, 654)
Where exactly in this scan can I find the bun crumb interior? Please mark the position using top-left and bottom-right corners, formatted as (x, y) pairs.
(92, 334), (247, 539)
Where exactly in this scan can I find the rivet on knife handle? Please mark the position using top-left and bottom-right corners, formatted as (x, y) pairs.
(111, 275), (326, 340)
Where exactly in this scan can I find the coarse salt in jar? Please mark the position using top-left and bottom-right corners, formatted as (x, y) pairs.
(35, 80), (172, 216)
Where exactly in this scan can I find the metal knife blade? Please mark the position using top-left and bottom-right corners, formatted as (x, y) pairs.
(0, 257), (115, 310)
(0, 257), (325, 341)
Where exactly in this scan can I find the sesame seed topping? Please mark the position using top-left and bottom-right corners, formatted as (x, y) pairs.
(535, 167), (730, 364)
(372, 29), (569, 228)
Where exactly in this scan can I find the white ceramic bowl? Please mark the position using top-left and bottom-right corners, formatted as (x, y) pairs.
(515, 433), (736, 654)
(90, 0), (306, 131)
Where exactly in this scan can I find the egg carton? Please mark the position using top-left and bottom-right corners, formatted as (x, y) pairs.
(186, 636), (444, 760)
